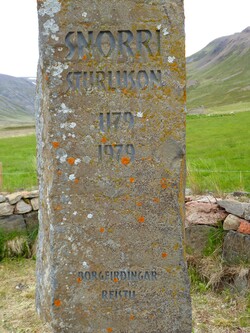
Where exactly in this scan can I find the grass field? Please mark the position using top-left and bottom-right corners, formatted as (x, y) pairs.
(0, 259), (249, 333)
(0, 134), (37, 192)
(0, 111), (250, 193)
(186, 111), (250, 193)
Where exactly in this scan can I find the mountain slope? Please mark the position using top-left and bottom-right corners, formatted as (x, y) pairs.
(187, 27), (250, 112)
(0, 74), (36, 128)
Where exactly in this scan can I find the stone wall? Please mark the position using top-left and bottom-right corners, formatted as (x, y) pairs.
(185, 194), (250, 264)
(0, 191), (39, 233)
(1, 190), (250, 265)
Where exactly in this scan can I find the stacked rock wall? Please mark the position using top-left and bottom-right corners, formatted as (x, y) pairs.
(1, 190), (250, 265)
(0, 191), (39, 233)
(185, 194), (250, 264)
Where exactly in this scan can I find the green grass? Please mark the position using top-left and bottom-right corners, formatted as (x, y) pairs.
(186, 111), (250, 193)
(1, 111), (250, 193)
(0, 134), (37, 191)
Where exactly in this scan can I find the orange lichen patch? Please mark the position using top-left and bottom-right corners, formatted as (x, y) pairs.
(161, 252), (168, 258)
(161, 178), (168, 189)
(82, 54), (88, 61)
(182, 90), (187, 102)
(138, 216), (145, 223)
(82, 22), (92, 28)
(111, 142), (116, 147)
(169, 62), (178, 70)
(67, 157), (76, 165)
(129, 177), (135, 183)
(101, 137), (107, 144)
(52, 141), (60, 148)
(130, 314), (135, 320)
(122, 88), (128, 95)
(153, 198), (160, 203)
(74, 178), (79, 184)
(54, 205), (62, 211)
(136, 202), (143, 207)
(107, 328), (113, 333)
(121, 157), (131, 165)
(100, 227), (105, 233)
(114, 278), (119, 283)
(77, 277), (82, 283)
(54, 299), (61, 307)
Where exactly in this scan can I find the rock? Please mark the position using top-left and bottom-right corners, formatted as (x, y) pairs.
(196, 195), (218, 204)
(0, 195), (6, 203)
(15, 200), (32, 214)
(218, 199), (250, 220)
(237, 220), (250, 235)
(22, 190), (39, 199)
(185, 188), (192, 196)
(24, 211), (39, 231)
(0, 202), (14, 216)
(223, 231), (250, 264)
(185, 201), (227, 227)
(245, 205), (250, 220)
(0, 215), (26, 232)
(233, 191), (250, 197)
(31, 198), (39, 211)
(233, 268), (250, 294)
(185, 225), (216, 255)
(6, 192), (23, 205)
(223, 214), (241, 231)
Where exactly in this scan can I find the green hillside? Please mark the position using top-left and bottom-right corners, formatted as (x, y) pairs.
(187, 27), (250, 113)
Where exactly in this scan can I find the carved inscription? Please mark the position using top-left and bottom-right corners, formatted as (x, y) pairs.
(66, 70), (163, 91)
(98, 144), (135, 162)
(78, 271), (158, 301)
(65, 30), (161, 59)
(99, 112), (134, 132)
(64, 29), (165, 91)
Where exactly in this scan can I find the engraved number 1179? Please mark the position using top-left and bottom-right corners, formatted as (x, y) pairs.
(99, 112), (134, 132)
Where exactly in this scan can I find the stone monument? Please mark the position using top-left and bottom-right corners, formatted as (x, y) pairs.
(36, 0), (192, 332)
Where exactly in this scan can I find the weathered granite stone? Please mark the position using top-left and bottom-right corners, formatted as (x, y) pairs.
(223, 231), (250, 264)
(23, 190), (39, 199)
(233, 268), (250, 294)
(0, 215), (26, 232)
(185, 201), (227, 227)
(31, 198), (39, 211)
(15, 200), (32, 214)
(6, 192), (23, 205)
(223, 214), (241, 231)
(185, 225), (216, 255)
(24, 211), (39, 231)
(0, 195), (6, 203)
(0, 202), (14, 216)
(36, 1), (191, 332)
(218, 199), (250, 220)
(196, 195), (218, 204)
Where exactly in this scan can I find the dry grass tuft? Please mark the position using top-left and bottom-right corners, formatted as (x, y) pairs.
(187, 254), (250, 292)
(4, 236), (31, 258)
